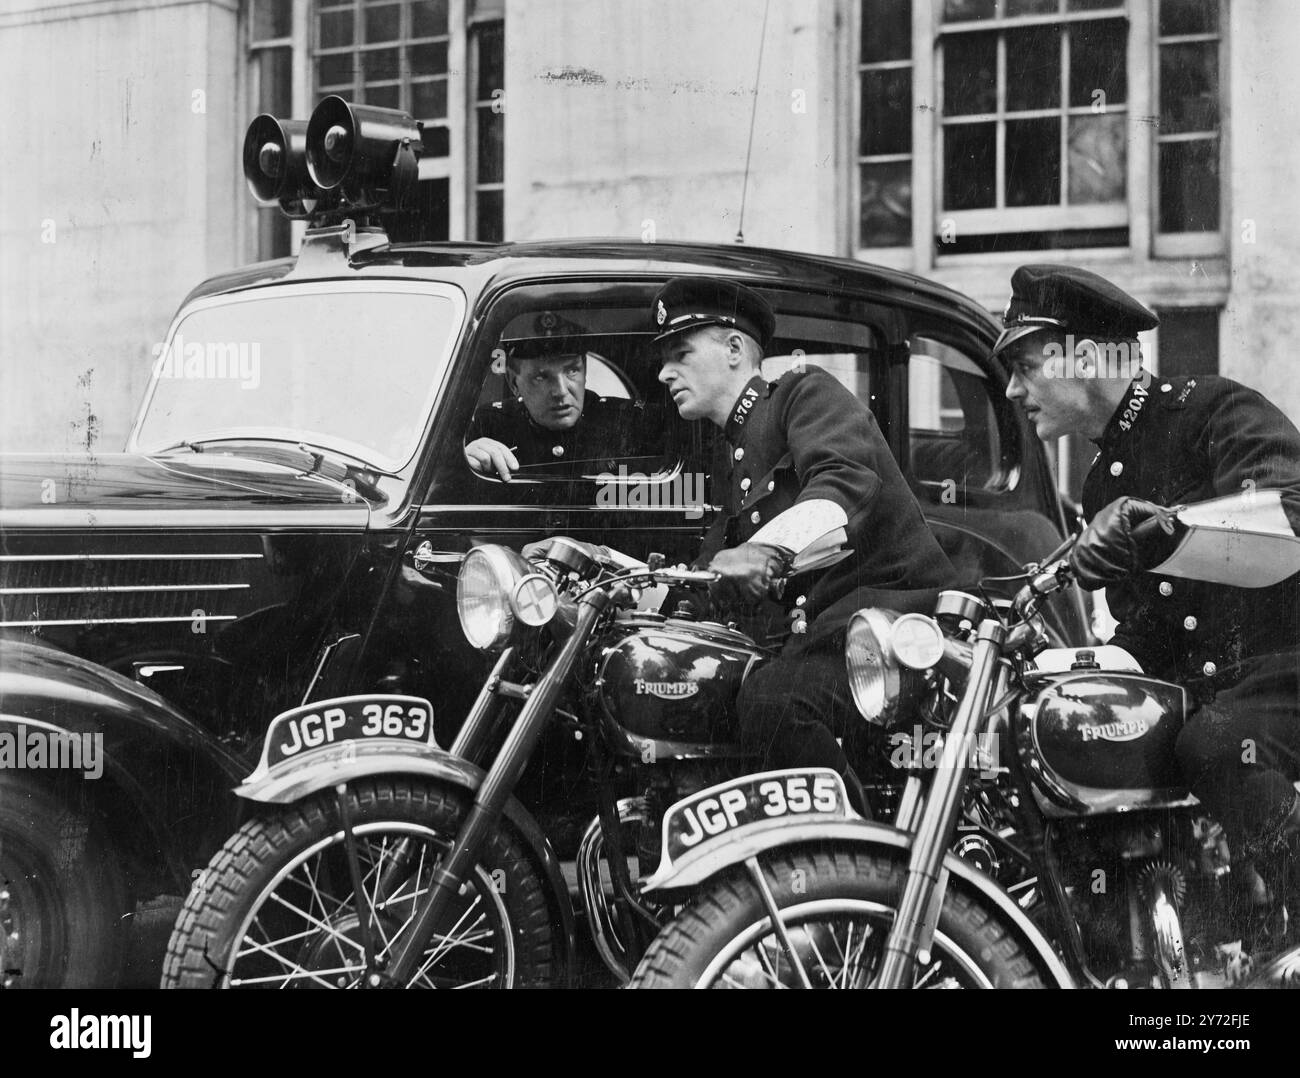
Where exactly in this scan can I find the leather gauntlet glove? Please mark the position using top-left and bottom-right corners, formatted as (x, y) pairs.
(708, 542), (789, 605)
(1069, 497), (1183, 591)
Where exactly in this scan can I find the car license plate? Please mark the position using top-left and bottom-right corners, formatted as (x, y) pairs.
(260, 694), (436, 769)
(660, 768), (849, 864)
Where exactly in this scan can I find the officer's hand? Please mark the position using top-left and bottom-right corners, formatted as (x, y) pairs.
(1069, 497), (1181, 591)
(465, 437), (520, 481)
(708, 543), (787, 604)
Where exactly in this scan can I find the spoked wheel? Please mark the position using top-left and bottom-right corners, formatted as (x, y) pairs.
(629, 846), (1048, 989)
(163, 779), (556, 989)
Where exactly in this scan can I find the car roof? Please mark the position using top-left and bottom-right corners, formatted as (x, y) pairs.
(181, 236), (998, 342)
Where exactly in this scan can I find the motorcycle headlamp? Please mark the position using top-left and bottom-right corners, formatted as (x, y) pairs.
(457, 546), (557, 651)
(845, 608), (902, 726)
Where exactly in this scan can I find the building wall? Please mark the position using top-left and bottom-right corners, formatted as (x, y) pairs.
(0, 0), (241, 454)
(503, 0), (847, 254)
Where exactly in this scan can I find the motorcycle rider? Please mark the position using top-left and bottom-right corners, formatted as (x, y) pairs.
(998, 263), (1300, 942)
(652, 277), (956, 812)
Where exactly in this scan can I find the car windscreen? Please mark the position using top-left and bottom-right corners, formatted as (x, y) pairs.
(131, 282), (463, 472)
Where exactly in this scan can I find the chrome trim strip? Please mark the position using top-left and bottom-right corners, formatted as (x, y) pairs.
(1, 584), (251, 595)
(0, 615), (239, 628)
(0, 554), (263, 561)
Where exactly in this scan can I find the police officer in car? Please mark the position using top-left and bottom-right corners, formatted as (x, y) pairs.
(464, 316), (649, 481)
(653, 277), (956, 812)
(997, 263), (1300, 942)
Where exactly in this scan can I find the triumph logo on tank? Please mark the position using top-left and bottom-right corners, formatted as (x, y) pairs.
(1080, 718), (1148, 743)
(633, 678), (699, 699)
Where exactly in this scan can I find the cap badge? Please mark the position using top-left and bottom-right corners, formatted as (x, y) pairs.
(656, 300), (667, 326)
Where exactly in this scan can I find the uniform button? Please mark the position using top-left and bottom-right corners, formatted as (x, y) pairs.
(767, 480), (775, 491)
(750, 510), (761, 524)
(1159, 581), (1174, 597)
(552, 445), (565, 457)
(795, 595), (806, 607)
(1109, 461), (1123, 477)
(1183, 616), (1197, 630)
(734, 447), (745, 461)
(1161, 383), (1172, 393)
(1202, 661), (1217, 676)
(739, 477), (751, 492)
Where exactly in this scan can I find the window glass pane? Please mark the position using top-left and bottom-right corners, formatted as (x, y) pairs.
(362, 47), (402, 81)
(253, 0), (293, 40)
(319, 9), (355, 49)
(1159, 138), (1220, 232)
(476, 22), (505, 101)
(1160, 41), (1219, 133)
(409, 41), (449, 76)
(388, 178), (451, 242)
(943, 31), (997, 115)
(475, 189), (504, 243)
(317, 52), (355, 89)
(422, 124), (450, 157)
(364, 3), (401, 44)
(1069, 18), (1127, 107)
(1160, 0), (1218, 37)
(1005, 24), (1060, 112)
(362, 83), (401, 108)
(412, 0), (450, 37)
(1067, 0), (1123, 9)
(1154, 308), (1219, 377)
(1067, 113), (1125, 203)
(477, 109), (504, 184)
(1006, 0), (1057, 15)
(412, 78), (448, 119)
(258, 47), (294, 115)
(943, 122), (996, 208)
(257, 206), (292, 260)
(1005, 117), (1060, 205)
(860, 68), (912, 155)
(861, 0), (911, 63)
(859, 160), (912, 247)
(943, 0), (995, 21)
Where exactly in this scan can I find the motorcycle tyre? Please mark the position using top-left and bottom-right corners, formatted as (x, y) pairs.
(162, 777), (556, 989)
(629, 844), (1048, 989)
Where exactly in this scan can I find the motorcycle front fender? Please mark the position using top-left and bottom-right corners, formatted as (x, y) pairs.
(641, 817), (1074, 989)
(234, 738), (578, 984)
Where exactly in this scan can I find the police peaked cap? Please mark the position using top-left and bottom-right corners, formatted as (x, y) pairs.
(651, 277), (776, 352)
(992, 264), (1159, 357)
(500, 310), (591, 361)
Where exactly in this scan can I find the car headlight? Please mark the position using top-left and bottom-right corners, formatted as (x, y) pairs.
(845, 608), (901, 725)
(457, 546), (557, 650)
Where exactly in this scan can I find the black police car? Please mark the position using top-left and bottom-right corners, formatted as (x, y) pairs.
(0, 99), (1087, 986)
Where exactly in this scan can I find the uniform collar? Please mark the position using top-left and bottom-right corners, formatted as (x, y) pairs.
(1096, 372), (1153, 448)
(724, 375), (770, 444)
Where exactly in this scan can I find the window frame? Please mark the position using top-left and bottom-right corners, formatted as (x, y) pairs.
(850, 0), (1227, 267)
(241, 0), (503, 261)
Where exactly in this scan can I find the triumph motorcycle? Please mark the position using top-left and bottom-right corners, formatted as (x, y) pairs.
(164, 537), (957, 988)
(629, 494), (1300, 989)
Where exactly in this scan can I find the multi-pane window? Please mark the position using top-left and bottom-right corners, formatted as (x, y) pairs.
(247, 0), (503, 257)
(855, 0), (1225, 259)
(1156, 0), (1220, 236)
(938, 0), (1129, 252)
(314, 0), (451, 155)
(858, 0), (913, 247)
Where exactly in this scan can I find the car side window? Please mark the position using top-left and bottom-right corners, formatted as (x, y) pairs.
(908, 335), (1008, 494)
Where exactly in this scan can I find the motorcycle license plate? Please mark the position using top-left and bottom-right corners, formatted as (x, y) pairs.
(260, 694), (436, 769)
(660, 768), (850, 864)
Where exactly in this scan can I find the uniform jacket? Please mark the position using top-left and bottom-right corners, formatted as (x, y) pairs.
(465, 392), (658, 473)
(697, 368), (955, 647)
(1083, 373), (1300, 682)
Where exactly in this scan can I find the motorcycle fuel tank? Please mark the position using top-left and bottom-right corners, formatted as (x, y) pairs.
(596, 616), (764, 758)
(1016, 673), (1191, 815)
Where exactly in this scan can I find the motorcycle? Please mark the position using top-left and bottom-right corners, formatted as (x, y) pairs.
(162, 537), (933, 988)
(628, 495), (1300, 989)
